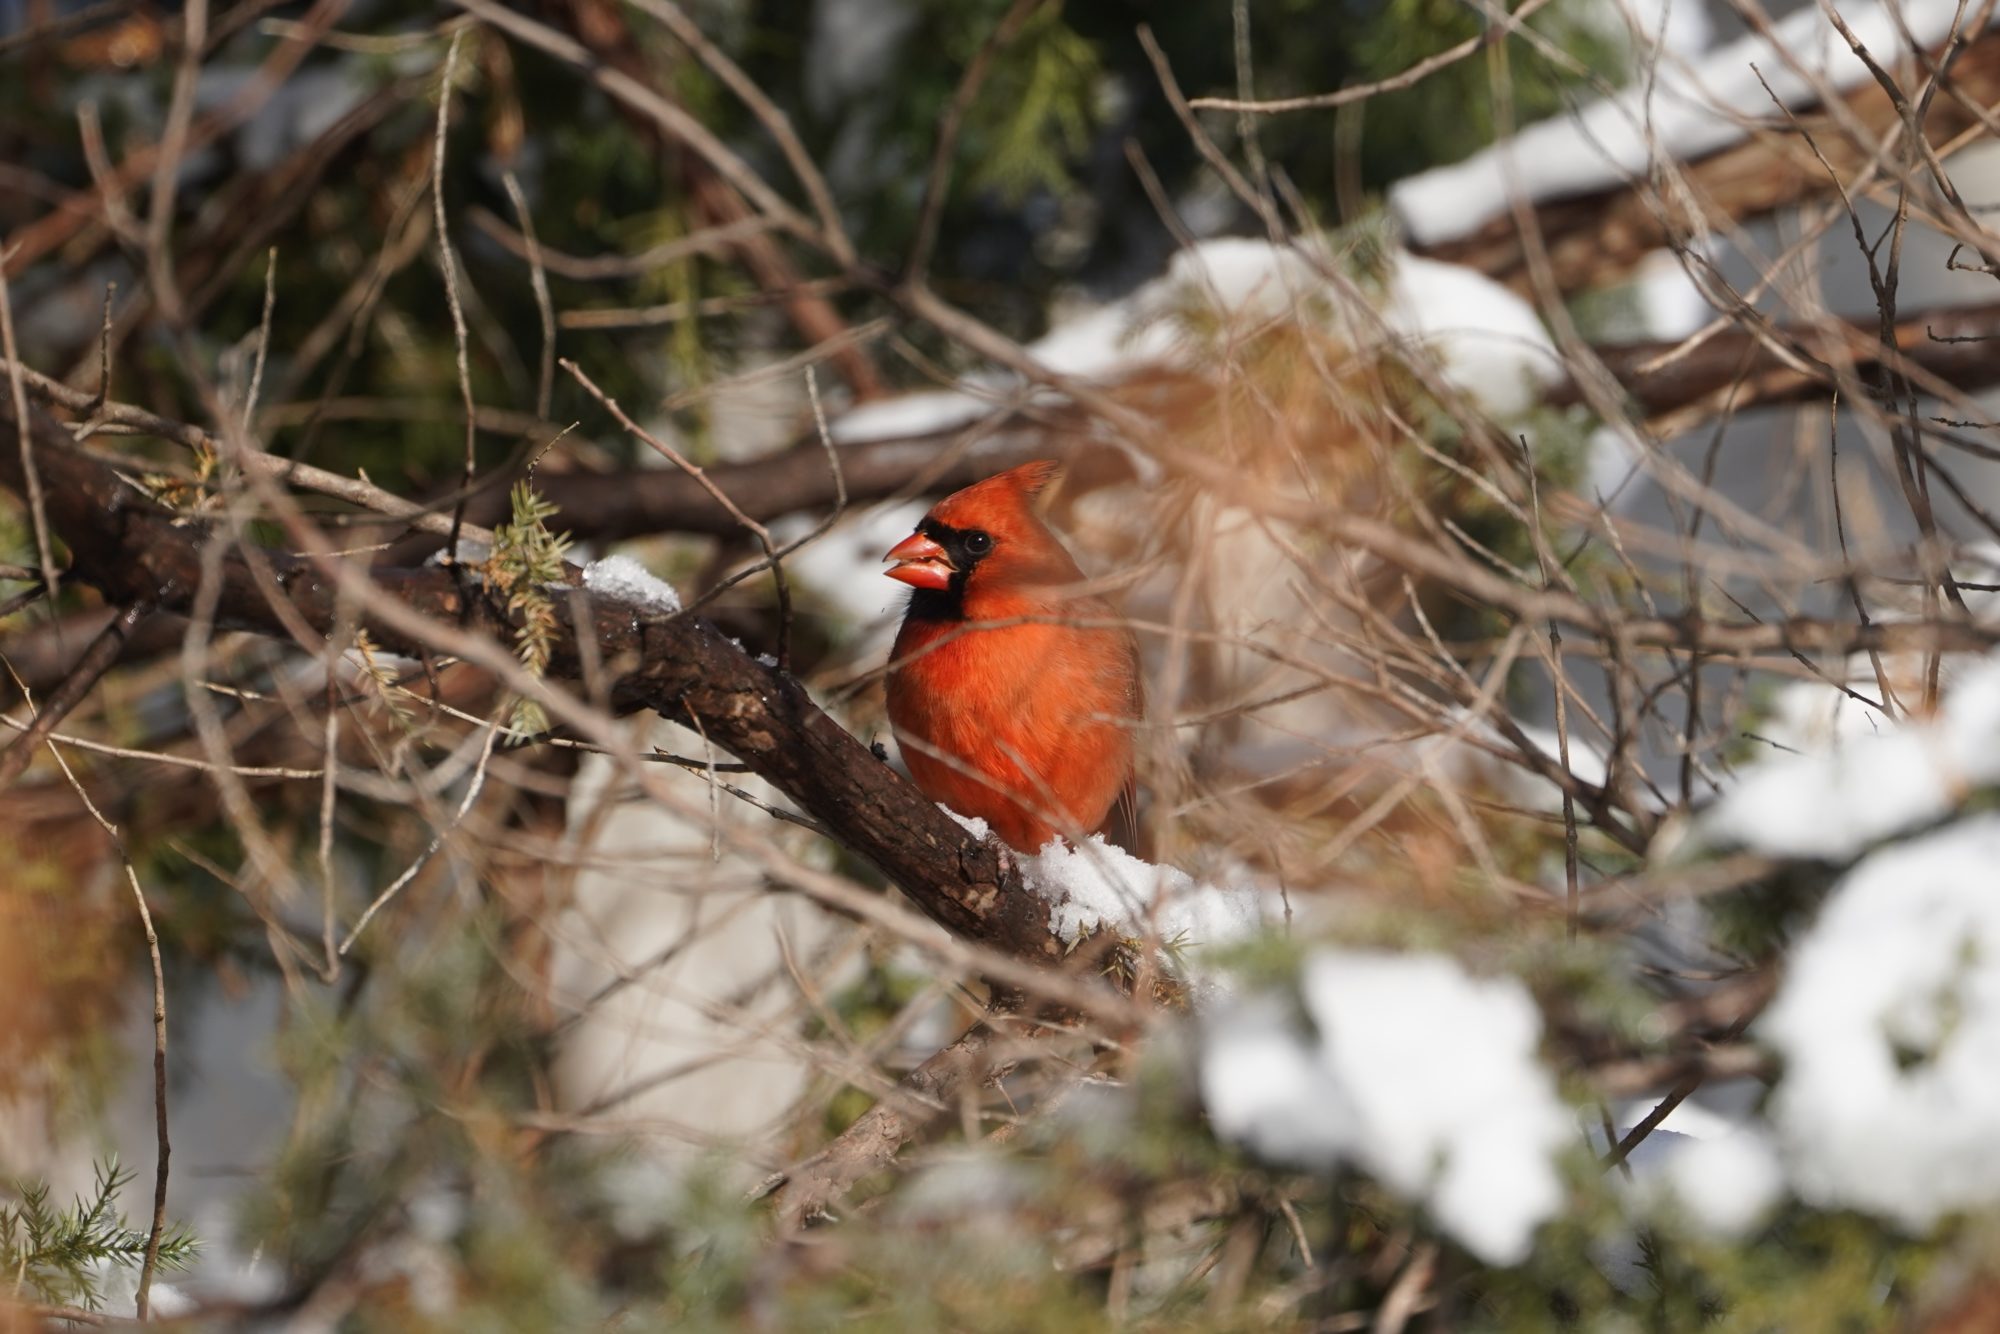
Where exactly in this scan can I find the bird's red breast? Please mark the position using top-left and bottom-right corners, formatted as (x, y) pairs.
(883, 461), (1139, 854)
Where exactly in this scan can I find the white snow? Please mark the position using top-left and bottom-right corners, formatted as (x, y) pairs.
(582, 554), (682, 615)
(1756, 673), (1896, 756)
(826, 239), (1556, 450)
(91, 1265), (198, 1320)
(1593, 1119), (1782, 1290)
(1023, 238), (1316, 380)
(1020, 831), (1266, 954)
(938, 803), (992, 840)
(1438, 710), (1618, 819)
(1201, 994), (1354, 1162)
(1762, 815), (2000, 1230)
(1382, 254), (1563, 418)
(1147, 237), (1326, 327)
(150, 1281), (198, 1318)
(1646, 1129), (1786, 1239)
(778, 499), (931, 630)
(1024, 300), (1176, 379)
(1702, 658), (2000, 860)
(549, 719), (847, 1183)
(1201, 950), (1571, 1266)
(1392, 0), (1991, 246)
(1633, 247), (1716, 340)
(827, 389), (994, 444)
(1706, 726), (1954, 861)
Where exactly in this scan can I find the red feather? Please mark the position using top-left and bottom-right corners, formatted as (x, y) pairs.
(883, 462), (1139, 853)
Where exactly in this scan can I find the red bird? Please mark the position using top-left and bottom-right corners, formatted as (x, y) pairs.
(882, 460), (1139, 854)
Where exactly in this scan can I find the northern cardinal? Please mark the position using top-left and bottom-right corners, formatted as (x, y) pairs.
(882, 460), (1139, 853)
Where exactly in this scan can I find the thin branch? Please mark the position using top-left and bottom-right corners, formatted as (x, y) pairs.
(767, 1012), (1012, 1228)
(432, 32), (478, 562)
(447, 0), (820, 243)
(0, 601), (151, 790)
(500, 170), (556, 420)
(339, 718), (501, 955)
(1189, 0), (1557, 113)
(906, 0), (1044, 281)
(0, 254), (59, 627)
(562, 357), (797, 669)
(466, 206), (777, 281)
(624, 0), (857, 269)
(22, 698), (173, 1322)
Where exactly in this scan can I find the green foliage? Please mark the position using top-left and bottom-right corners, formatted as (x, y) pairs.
(1706, 862), (1837, 964)
(1349, 0), (1625, 179)
(959, 7), (1101, 204)
(0, 1160), (198, 1312)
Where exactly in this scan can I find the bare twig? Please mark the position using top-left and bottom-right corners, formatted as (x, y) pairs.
(767, 1014), (1010, 1228)
(432, 32), (478, 562)
(0, 255), (58, 629)
(13, 683), (174, 1322)
(499, 170), (556, 419)
(340, 717), (502, 955)
(1190, 0), (1557, 112)
(0, 601), (150, 789)
(906, 0), (1044, 281)
(625, 0), (857, 269)
(562, 357), (798, 669)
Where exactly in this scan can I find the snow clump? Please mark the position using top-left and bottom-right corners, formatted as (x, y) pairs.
(1623, 1129), (1786, 1241)
(937, 803), (992, 841)
(1200, 949), (1571, 1266)
(1019, 831), (1265, 954)
(824, 238), (1559, 440)
(1700, 658), (2000, 860)
(1391, 0), (1989, 246)
(1762, 815), (2000, 1231)
(582, 554), (682, 616)
(1380, 253), (1563, 418)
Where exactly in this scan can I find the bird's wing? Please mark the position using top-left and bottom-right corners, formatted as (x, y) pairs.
(1099, 618), (1147, 858)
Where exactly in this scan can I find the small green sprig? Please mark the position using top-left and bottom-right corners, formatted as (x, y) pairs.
(481, 481), (572, 738)
(0, 1159), (198, 1312)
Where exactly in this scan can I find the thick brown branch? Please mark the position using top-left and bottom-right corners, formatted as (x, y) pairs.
(1562, 299), (2000, 421)
(0, 394), (1063, 960)
(484, 307), (2000, 546)
(524, 425), (1080, 541)
(1416, 31), (2000, 292)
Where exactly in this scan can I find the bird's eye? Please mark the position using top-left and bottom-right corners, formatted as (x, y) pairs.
(963, 530), (994, 556)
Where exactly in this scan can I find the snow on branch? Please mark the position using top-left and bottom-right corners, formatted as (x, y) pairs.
(1200, 950), (1571, 1266)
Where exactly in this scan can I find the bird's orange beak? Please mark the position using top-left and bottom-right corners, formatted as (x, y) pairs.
(883, 532), (954, 590)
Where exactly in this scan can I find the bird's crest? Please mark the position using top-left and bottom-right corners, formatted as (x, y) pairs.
(996, 458), (1062, 497)
(930, 459), (1062, 531)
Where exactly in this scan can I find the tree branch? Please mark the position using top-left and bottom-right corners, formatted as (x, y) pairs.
(0, 600), (151, 790)
(766, 1014), (1011, 1229)
(0, 393), (1064, 961)
(1412, 31), (2000, 291)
